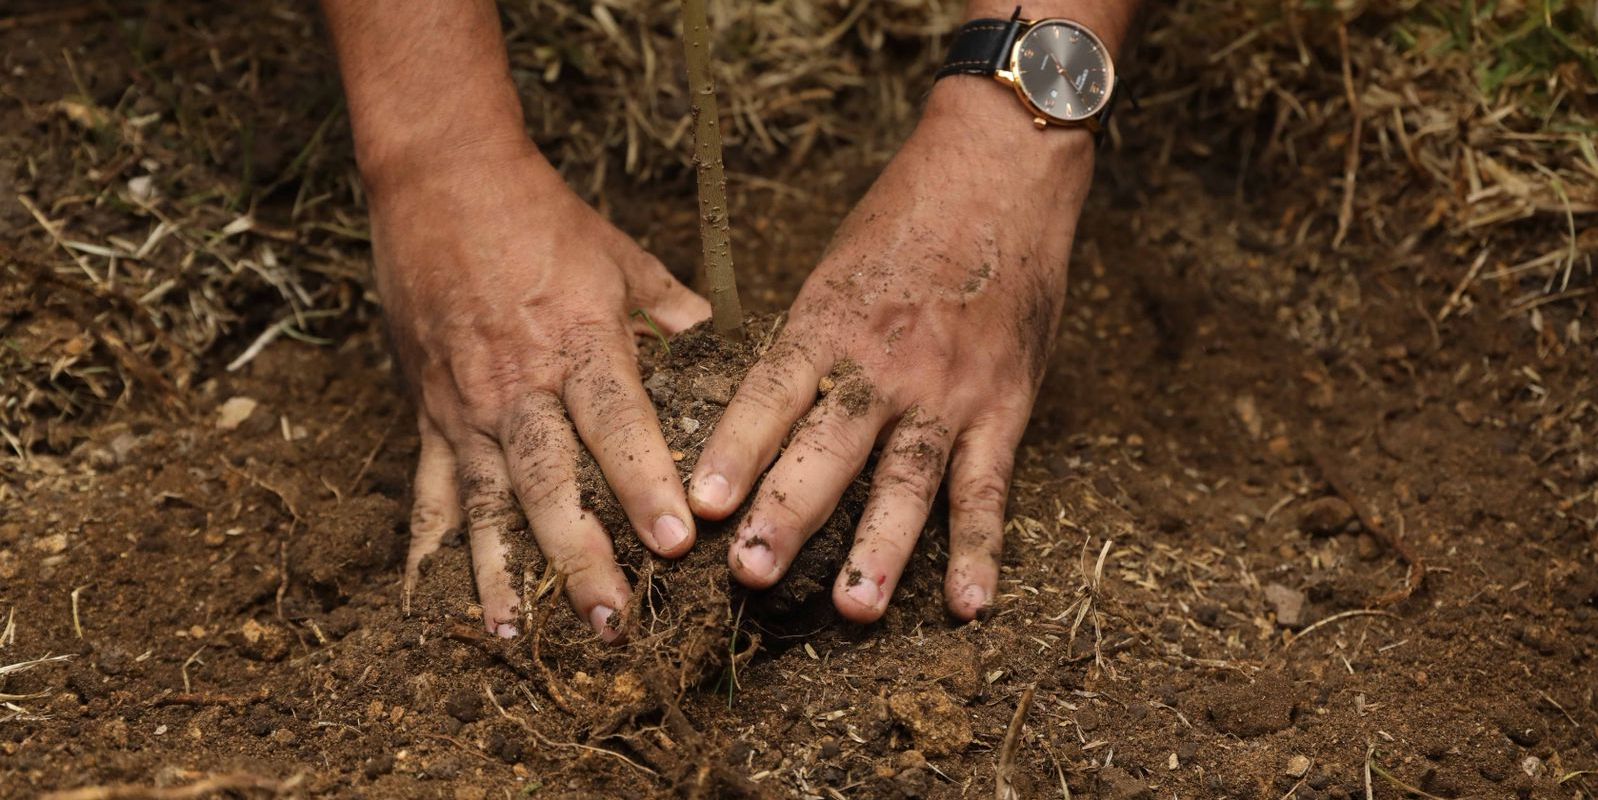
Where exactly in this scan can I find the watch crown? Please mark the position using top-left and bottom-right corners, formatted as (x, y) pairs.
(1033, 117), (1048, 130)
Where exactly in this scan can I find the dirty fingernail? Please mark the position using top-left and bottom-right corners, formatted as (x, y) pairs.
(654, 514), (690, 552)
(846, 575), (882, 611)
(693, 472), (731, 509)
(589, 605), (616, 638)
(495, 622), (519, 639)
(736, 539), (777, 582)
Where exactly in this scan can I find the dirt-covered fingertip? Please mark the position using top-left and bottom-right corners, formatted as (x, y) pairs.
(833, 566), (887, 624)
(727, 528), (782, 589)
(945, 581), (993, 622)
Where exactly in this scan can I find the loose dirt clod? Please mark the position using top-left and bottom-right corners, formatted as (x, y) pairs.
(1207, 676), (1296, 737)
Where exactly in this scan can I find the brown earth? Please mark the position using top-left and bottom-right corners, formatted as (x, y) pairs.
(3, 4), (1597, 800)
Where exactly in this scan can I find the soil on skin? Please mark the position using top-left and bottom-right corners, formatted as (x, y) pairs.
(4, 8), (1597, 800)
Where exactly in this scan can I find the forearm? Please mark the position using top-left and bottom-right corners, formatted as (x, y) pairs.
(321, 0), (531, 189)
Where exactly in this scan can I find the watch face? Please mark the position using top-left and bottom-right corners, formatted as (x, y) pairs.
(1013, 20), (1112, 122)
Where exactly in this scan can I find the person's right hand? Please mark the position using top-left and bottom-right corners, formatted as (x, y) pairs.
(373, 140), (709, 641)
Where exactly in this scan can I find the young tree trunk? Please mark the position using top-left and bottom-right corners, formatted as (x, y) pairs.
(680, 0), (743, 340)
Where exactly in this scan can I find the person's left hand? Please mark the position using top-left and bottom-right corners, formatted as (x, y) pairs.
(687, 82), (1097, 623)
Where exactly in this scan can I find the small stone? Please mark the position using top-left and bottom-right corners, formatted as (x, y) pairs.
(1454, 400), (1483, 426)
(109, 432), (141, 462)
(33, 533), (68, 554)
(1234, 394), (1263, 439)
(819, 736), (841, 759)
(642, 371), (675, 405)
(689, 373), (735, 405)
(1520, 755), (1545, 779)
(817, 375), (836, 394)
(1286, 755), (1311, 778)
(1299, 496), (1355, 536)
(127, 175), (156, 203)
(1267, 435), (1294, 460)
(215, 396), (259, 432)
(236, 618), (290, 662)
(670, 450), (686, 462)
(679, 416), (701, 435)
(1264, 583), (1308, 628)
(84, 446), (117, 471)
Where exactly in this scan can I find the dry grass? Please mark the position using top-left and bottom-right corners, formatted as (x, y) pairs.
(1, 0), (1593, 460)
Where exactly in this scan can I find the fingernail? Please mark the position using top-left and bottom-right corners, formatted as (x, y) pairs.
(494, 622), (519, 639)
(589, 605), (616, 638)
(653, 514), (690, 552)
(736, 538), (777, 582)
(846, 574), (882, 610)
(961, 584), (990, 615)
(693, 472), (731, 509)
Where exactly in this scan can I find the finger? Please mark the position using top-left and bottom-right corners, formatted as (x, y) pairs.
(728, 379), (889, 588)
(501, 392), (631, 642)
(403, 413), (463, 610)
(564, 343), (695, 559)
(833, 411), (954, 623)
(944, 413), (1025, 621)
(690, 335), (829, 519)
(455, 435), (526, 639)
(619, 250), (710, 334)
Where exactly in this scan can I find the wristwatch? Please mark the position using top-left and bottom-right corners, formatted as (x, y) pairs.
(936, 10), (1117, 133)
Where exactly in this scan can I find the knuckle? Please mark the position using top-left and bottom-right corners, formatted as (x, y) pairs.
(409, 497), (458, 534)
(464, 492), (522, 531)
(591, 403), (655, 453)
(550, 546), (610, 584)
(795, 417), (859, 466)
(737, 368), (802, 415)
(513, 469), (571, 517)
(952, 473), (1009, 518)
(874, 458), (943, 504)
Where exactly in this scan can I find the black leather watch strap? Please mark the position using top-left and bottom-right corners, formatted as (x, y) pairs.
(935, 17), (1024, 80)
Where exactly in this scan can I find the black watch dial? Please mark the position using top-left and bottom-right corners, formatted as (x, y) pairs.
(1013, 20), (1112, 122)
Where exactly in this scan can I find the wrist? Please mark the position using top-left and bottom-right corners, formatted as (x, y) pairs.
(357, 126), (542, 203)
(915, 77), (1096, 182)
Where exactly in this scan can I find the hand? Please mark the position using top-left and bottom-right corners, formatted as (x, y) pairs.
(376, 141), (709, 640)
(688, 82), (1095, 623)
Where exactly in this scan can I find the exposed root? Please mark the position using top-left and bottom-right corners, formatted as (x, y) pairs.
(529, 574), (577, 714)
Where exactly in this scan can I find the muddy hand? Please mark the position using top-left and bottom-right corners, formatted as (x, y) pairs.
(377, 143), (709, 641)
(689, 80), (1095, 623)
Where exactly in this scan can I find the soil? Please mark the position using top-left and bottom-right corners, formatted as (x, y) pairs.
(4, 5), (1597, 800)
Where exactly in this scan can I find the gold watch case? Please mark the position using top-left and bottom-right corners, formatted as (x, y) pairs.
(992, 18), (1116, 132)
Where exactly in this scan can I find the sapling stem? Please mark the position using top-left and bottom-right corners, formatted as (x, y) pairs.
(680, 0), (744, 340)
